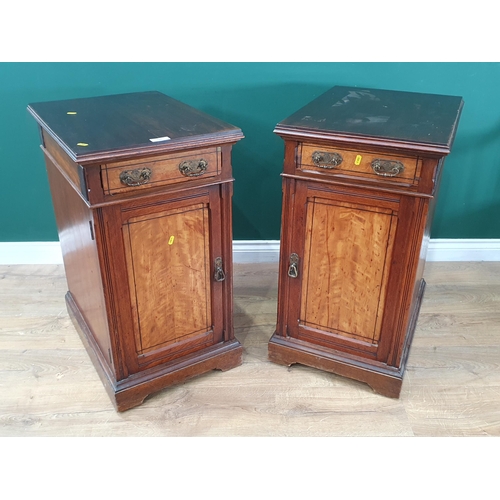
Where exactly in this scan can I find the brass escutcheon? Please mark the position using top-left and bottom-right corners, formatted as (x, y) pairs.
(288, 253), (299, 278)
(214, 257), (225, 282)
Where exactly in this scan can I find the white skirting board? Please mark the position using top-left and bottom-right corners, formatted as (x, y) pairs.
(0, 239), (500, 265)
(233, 239), (500, 263)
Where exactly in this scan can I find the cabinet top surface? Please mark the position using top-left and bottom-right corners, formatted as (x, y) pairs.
(275, 86), (464, 153)
(28, 91), (243, 162)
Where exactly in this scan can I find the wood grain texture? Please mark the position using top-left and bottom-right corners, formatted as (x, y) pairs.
(123, 202), (212, 354)
(277, 168), (432, 386)
(299, 196), (397, 343)
(1, 262), (499, 436)
(44, 157), (112, 371)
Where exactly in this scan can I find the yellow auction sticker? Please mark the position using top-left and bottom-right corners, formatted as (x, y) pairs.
(67, 111), (77, 115)
(77, 142), (88, 147)
(168, 236), (175, 245)
(355, 155), (362, 165)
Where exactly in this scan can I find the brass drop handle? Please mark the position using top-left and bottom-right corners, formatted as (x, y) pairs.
(288, 253), (299, 278)
(311, 151), (343, 169)
(119, 167), (152, 186)
(371, 159), (404, 177)
(214, 257), (225, 282)
(179, 159), (208, 177)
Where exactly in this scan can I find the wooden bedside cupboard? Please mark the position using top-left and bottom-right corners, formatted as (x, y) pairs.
(28, 91), (244, 411)
(268, 86), (464, 398)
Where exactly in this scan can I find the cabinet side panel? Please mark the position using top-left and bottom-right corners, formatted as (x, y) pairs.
(42, 131), (87, 200)
(44, 158), (112, 368)
(379, 195), (430, 366)
(218, 178), (235, 342)
(411, 158), (442, 291)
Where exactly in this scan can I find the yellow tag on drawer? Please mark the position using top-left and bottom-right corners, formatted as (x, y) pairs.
(355, 155), (362, 165)
(168, 236), (175, 245)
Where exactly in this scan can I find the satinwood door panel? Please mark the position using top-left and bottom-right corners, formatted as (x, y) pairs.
(121, 187), (224, 368)
(286, 182), (400, 359)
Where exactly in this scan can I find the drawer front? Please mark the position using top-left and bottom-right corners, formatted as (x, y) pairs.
(101, 147), (220, 195)
(299, 144), (421, 186)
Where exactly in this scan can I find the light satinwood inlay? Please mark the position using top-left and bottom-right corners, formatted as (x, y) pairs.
(123, 202), (212, 354)
(300, 196), (397, 342)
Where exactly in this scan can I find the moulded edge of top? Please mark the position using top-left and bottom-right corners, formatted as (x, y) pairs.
(27, 105), (244, 165)
(274, 98), (464, 158)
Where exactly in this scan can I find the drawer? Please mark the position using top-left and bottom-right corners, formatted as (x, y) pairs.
(101, 147), (220, 195)
(298, 143), (421, 186)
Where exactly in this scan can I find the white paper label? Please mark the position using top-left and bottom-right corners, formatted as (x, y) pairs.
(149, 136), (171, 142)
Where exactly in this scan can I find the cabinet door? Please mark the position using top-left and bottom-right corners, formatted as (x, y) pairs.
(120, 186), (225, 369)
(286, 181), (401, 359)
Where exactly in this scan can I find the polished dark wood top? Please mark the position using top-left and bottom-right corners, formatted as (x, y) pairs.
(275, 86), (464, 154)
(28, 91), (243, 163)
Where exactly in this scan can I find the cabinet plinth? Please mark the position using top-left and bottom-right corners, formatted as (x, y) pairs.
(29, 91), (244, 411)
(269, 86), (463, 397)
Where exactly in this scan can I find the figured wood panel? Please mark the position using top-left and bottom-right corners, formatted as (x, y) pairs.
(123, 202), (212, 355)
(299, 196), (397, 343)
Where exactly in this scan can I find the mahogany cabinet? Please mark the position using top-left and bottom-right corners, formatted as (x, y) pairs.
(28, 91), (244, 411)
(269, 86), (463, 397)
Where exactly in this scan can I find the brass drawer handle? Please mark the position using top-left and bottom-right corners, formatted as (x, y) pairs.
(179, 159), (208, 177)
(371, 159), (405, 177)
(119, 167), (152, 186)
(214, 257), (225, 282)
(288, 253), (299, 278)
(311, 151), (343, 169)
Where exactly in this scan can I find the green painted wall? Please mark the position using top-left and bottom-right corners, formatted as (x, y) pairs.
(1, 62), (499, 242)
